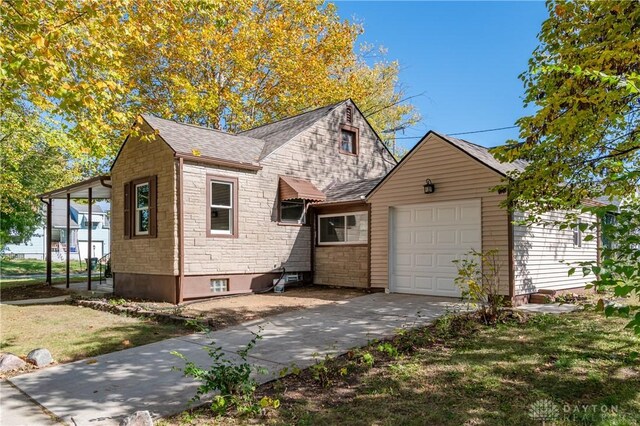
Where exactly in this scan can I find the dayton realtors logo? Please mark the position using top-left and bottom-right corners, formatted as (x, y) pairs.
(528, 399), (619, 424)
(528, 399), (560, 425)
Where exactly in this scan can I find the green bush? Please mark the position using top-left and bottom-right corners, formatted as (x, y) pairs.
(171, 328), (278, 416)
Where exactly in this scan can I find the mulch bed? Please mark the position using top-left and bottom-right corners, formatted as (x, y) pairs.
(0, 283), (70, 302)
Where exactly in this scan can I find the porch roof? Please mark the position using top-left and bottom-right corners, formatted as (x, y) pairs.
(38, 175), (112, 200)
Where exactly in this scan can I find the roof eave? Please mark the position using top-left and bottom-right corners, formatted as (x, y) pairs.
(175, 153), (262, 171)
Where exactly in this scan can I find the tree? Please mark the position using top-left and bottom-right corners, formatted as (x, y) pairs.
(492, 0), (640, 332)
(2, 0), (418, 159)
(1, 0), (418, 244)
(0, 111), (78, 246)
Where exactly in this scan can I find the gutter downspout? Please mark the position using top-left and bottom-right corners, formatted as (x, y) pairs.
(177, 158), (185, 303)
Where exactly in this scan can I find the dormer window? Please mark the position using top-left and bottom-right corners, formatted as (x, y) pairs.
(340, 125), (359, 155)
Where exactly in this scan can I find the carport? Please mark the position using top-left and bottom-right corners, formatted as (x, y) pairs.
(38, 176), (112, 289)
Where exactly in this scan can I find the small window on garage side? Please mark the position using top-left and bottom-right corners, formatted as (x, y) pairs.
(208, 176), (237, 237)
(280, 199), (306, 224)
(318, 212), (368, 245)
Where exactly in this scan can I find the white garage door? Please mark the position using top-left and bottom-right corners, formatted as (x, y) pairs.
(390, 199), (481, 297)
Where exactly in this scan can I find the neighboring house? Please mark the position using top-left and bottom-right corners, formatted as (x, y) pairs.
(110, 100), (397, 303)
(3, 200), (111, 262)
(366, 131), (599, 304)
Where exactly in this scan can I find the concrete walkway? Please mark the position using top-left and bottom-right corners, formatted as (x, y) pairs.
(0, 381), (59, 425)
(8, 293), (459, 426)
(1, 296), (70, 306)
(516, 303), (581, 314)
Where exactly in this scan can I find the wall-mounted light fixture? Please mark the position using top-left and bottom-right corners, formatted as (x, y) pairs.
(423, 179), (435, 194)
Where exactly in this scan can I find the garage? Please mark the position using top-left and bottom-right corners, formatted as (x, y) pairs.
(390, 199), (481, 296)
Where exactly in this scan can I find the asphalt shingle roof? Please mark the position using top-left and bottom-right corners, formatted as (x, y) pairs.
(240, 102), (344, 159)
(141, 114), (265, 166)
(433, 131), (528, 176)
(324, 177), (384, 203)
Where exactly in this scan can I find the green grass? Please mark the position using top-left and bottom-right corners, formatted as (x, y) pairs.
(0, 303), (191, 364)
(0, 275), (103, 290)
(1, 258), (86, 276)
(161, 310), (640, 426)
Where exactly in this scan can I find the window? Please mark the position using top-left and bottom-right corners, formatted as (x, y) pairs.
(341, 129), (356, 154)
(280, 199), (306, 224)
(81, 216), (100, 230)
(346, 106), (353, 124)
(210, 279), (228, 293)
(123, 176), (156, 239)
(339, 124), (359, 155)
(318, 212), (368, 245)
(135, 182), (150, 235)
(207, 176), (237, 237)
(573, 220), (582, 247)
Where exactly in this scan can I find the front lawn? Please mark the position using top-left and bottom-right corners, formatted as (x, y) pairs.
(162, 309), (640, 425)
(0, 303), (191, 374)
(1, 258), (85, 276)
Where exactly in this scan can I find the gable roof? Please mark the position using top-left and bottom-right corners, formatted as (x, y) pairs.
(324, 177), (384, 203)
(70, 200), (104, 214)
(239, 101), (345, 159)
(141, 114), (265, 166)
(366, 130), (528, 200)
(438, 132), (527, 176)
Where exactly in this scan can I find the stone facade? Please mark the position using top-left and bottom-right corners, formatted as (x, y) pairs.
(314, 245), (368, 287)
(111, 128), (178, 277)
(181, 101), (395, 281)
(111, 101), (395, 300)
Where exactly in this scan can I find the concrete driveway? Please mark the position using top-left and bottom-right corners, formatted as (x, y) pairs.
(8, 293), (460, 425)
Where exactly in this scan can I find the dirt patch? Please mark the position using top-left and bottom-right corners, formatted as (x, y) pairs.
(0, 283), (70, 302)
(109, 286), (368, 331)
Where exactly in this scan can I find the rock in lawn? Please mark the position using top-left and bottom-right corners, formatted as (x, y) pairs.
(0, 353), (27, 372)
(120, 411), (153, 426)
(26, 348), (53, 367)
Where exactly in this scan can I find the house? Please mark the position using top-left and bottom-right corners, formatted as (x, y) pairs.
(110, 100), (397, 303)
(3, 200), (111, 262)
(366, 131), (599, 304)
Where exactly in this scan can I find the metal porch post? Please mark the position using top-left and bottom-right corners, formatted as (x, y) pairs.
(66, 193), (70, 288)
(45, 199), (52, 285)
(88, 187), (92, 291)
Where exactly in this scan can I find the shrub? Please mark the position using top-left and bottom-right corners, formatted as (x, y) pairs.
(453, 249), (505, 324)
(171, 328), (278, 416)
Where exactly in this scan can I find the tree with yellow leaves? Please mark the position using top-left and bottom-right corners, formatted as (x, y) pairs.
(1, 0), (418, 243)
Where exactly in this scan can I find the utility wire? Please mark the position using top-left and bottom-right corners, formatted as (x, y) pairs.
(387, 125), (519, 140)
(449, 125), (518, 136)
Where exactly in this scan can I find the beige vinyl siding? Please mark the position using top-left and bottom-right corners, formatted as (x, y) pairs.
(111, 129), (179, 275)
(368, 133), (510, 295)
(514, 211), (598, 295)
(182, 101), (395, 276)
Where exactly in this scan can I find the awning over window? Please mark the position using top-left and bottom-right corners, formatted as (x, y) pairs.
(279, 176), (326, 202)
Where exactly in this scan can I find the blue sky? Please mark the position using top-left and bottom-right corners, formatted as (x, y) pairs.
(335, 1), (549, 150)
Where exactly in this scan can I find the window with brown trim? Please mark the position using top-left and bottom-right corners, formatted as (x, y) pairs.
(123, 176), (157, 239)
(318, 212), (368, 245)
(339, 125), (359, 155)
(279, 199), (307, 224)
(207, 175), (238, 238)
